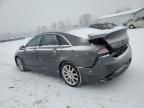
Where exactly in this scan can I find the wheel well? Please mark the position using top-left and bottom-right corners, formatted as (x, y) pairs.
(59, 61), (77, 71)
(15, 56), (19, 58)
(15, 56), (21, 65)
(15, 56), (19, 62)
(129, 24), (135, 28)
(59, 61), (67, 77)
(15, 56), (23, 65)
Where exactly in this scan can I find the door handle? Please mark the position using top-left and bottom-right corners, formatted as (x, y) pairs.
(33, 49), (36, 53)
(53, 50), (56, 54)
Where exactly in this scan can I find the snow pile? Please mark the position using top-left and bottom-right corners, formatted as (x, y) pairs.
(0, 28), (144, 108)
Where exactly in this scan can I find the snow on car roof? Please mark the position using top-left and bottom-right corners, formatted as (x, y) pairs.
(65, 26), (126, 39)
(66, 28), (104, 39)
(98, 8), (143, 20)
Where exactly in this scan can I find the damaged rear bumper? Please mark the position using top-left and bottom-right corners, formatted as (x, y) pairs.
(78, 44), (132, 83)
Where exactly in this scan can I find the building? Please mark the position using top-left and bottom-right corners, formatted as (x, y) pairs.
(98, 8), (144, 25)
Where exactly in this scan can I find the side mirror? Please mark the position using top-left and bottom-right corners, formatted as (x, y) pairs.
(20, 45), (25, 50)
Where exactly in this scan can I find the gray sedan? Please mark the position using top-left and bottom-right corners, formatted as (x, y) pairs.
(15, 27), (132, 87)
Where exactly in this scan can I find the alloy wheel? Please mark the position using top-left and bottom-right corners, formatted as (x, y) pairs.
(129, 25), (135, 29)
(16, 58), (24, 71)
(61, 64), (81, 87)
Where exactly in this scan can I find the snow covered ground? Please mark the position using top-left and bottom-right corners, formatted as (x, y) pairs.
(0, 28), (144, 108)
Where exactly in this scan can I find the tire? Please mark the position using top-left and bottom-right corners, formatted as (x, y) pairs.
(60, 62), (82, 87)
(129, 25), (135, 29)
(15, 57), (27, 72)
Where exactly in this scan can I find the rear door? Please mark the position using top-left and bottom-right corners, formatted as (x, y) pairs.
(35, 34), (59, 70)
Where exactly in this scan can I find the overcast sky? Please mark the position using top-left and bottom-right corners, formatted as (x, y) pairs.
(0, 0), (143, 33)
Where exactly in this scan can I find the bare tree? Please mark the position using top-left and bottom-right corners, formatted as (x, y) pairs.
(50, 23), (57, 31)
(36, 26), (48, 33)
(65, 20), (72, 30)
(0, 0), (2, 3)
(57, 21), (66, 31)
(0, 0), (3, 7)
(79, 14), (92, 27)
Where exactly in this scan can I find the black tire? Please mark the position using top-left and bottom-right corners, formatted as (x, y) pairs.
(129, 25), (135, 29)
(60, 62), (82, 87)
(15, 57), (27, 72)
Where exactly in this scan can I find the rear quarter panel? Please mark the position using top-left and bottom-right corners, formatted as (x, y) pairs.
(56, 45), (98, 68)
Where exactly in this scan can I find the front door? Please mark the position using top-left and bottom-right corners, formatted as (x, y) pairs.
(23, 35), (42, 67)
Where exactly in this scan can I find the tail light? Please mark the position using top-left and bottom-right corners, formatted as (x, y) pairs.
(97, 47), (109, 55)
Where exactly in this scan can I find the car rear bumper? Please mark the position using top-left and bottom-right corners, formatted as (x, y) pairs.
(78, 44), (132, 83)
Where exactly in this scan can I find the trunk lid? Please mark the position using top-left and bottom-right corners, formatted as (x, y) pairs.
(88, 26), (129, 56)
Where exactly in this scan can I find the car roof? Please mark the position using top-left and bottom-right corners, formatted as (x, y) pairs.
(39, 28), (103, 40)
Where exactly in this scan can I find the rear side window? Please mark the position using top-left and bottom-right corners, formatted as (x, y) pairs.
(26, 35), (42, 47)
(40, 34), (58, 46)
(65, 34), (89, 46)
(56, 35), (69, 45)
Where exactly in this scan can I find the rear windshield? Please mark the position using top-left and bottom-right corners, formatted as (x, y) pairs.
(62, 33), (90, 46)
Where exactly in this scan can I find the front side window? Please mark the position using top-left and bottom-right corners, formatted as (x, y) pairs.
(56, 35), (69, 45)
(40, 34), (58, 46)
(26, 35), (42, 47)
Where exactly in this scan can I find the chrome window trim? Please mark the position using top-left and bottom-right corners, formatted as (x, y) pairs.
(26, 33), (73, 48)
(41, 33), (72, 47)
(56, 34), (72, 46)
(26, 46), (38, 48)
(40, 45), (59, 48)
(39, 33), (59, 46)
